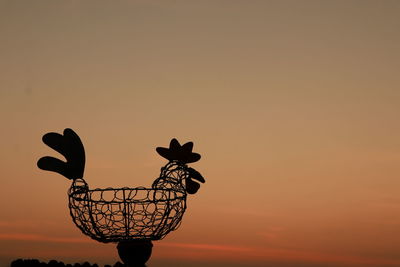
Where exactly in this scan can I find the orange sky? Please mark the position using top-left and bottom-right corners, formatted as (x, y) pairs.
(1, 1), (400, 266)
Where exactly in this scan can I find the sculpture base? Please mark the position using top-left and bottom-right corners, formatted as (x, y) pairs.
(117, 240), (153, 267)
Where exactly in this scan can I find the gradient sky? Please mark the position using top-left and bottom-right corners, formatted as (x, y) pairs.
(1, 0), (400, 266)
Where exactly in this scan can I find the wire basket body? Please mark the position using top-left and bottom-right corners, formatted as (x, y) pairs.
(68, 162), (189, 243)
(69, 183), (186, 242)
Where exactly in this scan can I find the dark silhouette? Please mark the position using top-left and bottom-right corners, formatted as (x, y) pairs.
(10, 259), (122, 267)
(117, 240), (152, 267)
(37, 129), (85, 180)
(37, 128), (205, 266)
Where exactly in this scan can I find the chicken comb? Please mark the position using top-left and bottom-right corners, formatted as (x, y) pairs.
(156, 138), (201, 163)
(37, 128), (85, 180)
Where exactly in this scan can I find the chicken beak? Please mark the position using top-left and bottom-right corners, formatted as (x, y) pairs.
(188, 167), (205, 183)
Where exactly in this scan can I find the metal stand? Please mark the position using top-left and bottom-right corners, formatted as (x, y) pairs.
(117, 240), (153, 267)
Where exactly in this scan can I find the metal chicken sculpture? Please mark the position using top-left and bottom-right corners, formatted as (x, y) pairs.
(37, 128), (205, 266)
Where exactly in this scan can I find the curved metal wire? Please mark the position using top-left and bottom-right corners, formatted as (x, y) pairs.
(68, 161), (188, 243)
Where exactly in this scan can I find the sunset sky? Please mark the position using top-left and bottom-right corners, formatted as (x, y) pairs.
(1, 0), (400, 266)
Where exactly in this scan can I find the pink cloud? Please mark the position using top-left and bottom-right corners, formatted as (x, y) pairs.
(0, 233), (91, 244)
(156, 241), (400, 266)
(159, 242), (252, 252)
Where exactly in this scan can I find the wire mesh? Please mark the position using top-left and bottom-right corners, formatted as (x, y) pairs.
(68, 161), (188, 243)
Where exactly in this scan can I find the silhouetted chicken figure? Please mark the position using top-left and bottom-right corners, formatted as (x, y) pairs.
(37, 128), (205, 266)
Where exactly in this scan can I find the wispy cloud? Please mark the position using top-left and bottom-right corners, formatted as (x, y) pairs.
(259, 225), (285, 240)
(0, 220), (58, 228)
(159, 242), (252, 252)
(157, 241), (400, 266)
(0, 233), (91, 244)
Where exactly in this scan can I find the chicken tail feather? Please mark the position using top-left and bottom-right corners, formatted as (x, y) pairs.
(37, 128), (85, 180)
